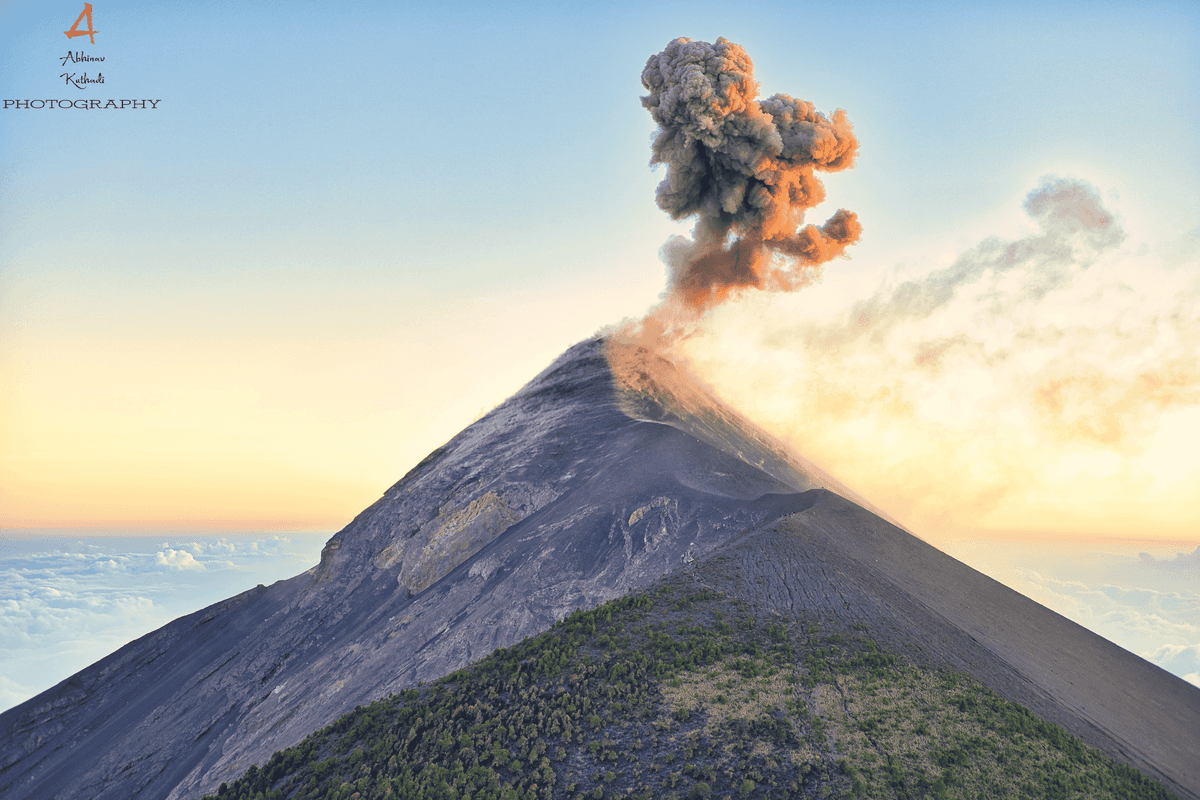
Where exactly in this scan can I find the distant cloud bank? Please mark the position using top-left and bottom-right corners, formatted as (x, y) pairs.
(3, 531), (1195, 717)
(0, 532), (328, 713)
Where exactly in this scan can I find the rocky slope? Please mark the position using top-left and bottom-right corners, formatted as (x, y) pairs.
(700, 492), (1200, 799)
(1, 336), (1197, 800)
(0, 338), (840, 800)
(197, 575), (1180, 800)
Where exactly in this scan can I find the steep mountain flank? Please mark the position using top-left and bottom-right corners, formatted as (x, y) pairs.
(694, 494), (1200, 799)
(0, 338), (833, 800)
(196, 577), (1180, 800)
(203, 494), (1200, 800)
(2, 337), (1197, 800)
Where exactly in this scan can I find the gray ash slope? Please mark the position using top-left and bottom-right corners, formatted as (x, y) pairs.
(0, 337), (841, 800)
(3, 337), (1198, 800)
(694, 493), (1200, 799)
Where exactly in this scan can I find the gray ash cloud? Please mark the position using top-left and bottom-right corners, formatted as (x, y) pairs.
(642, 37), (861, 309)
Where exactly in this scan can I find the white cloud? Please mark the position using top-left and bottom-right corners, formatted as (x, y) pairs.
(155, 548), (204, 570)
(1139, 545), (1200, 572)
(1147, 643), (1200, 682)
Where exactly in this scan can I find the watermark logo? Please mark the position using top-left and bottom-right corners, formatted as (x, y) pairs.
(4, 3), (161, 110)
(60, 5), (104, 90)
(64, 3), (98, 45)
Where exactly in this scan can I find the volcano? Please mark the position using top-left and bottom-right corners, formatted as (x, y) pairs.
(2, 337), (1197, 800)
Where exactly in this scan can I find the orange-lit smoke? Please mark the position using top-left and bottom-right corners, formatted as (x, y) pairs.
(641, 37), (861, 312)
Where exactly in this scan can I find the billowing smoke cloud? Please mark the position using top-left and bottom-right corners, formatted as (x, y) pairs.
(641, 37), (861, 312)
(611, 38), (1197, 540)
(677, 177), (1200, 536)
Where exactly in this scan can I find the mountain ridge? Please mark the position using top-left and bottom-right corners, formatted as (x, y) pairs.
(194, 524), (1187, 800)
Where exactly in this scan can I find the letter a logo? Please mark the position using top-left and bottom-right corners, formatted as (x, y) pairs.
(64, 3), (98, 45)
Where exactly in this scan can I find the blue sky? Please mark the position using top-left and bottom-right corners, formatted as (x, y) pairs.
(2, 0), (1198, 538)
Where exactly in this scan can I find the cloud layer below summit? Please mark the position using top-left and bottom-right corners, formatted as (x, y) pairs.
(0, 532), (327, 713)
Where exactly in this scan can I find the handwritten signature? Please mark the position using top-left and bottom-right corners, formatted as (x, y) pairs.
(61, 72), (104, 89)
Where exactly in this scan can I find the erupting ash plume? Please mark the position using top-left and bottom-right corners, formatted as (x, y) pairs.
(641, 37), (861, 312)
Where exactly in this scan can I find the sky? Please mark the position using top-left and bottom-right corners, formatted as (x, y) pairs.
(2, 0), (1198, 544)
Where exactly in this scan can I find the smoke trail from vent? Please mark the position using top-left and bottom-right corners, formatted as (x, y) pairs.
(641, 37), (861, 313)
(679, 177), (1200, 538)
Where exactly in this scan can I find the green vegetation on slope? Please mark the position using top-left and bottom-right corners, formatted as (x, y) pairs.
(201, 583), (1177, 800)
